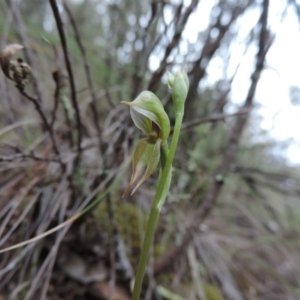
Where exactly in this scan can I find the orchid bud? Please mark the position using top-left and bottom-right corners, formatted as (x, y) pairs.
(121, 91), (170, 197)
(167, 72), (174, 90)
(169, 67), (189, 114)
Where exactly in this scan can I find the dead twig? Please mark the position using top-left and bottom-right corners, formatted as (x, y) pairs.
(63, 2), (102, 146)
(49, 0), (83, 167)
(187, 2), (253, 119)
(181, 109), (250, 131)
(19, 90), (62, 162)
(0, 152), (60, 163)
(7, 0), (44, 103)
(148, 0), (200, 92)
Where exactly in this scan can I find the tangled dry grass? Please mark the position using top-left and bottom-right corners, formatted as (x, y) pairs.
(0, 0), (300, 299)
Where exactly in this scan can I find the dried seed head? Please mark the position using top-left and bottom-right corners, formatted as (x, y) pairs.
(0, 44), (24, 79)
(0, 44), (32, 91)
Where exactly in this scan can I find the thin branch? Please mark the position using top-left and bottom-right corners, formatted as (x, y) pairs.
(234, 165), (300, 182)
(130, 1), (169, 96)
(181, 109), (250, 131)
(51, 68), (75, 147)
(19, 90), (61, 159)
(50, 70), (62, 129)
(147, 0), (200, 92)
(51, 42), (75, 147)
(63, 2), (102, 150)
(241, 173), (300, 196)
(49, 0), (83, 166)
(106, 193), (117, 300)
(0, 152), (60, 163)
(7, 0), (44, 103)
(186, 1), (253, 118)
(0, 120), (39, 137)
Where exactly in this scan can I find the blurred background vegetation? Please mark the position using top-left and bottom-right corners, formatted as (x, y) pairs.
(0, 0), (300, 299)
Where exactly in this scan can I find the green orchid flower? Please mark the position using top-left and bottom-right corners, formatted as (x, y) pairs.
(129, 68), (189, 300)
(121, 91), (170, 197)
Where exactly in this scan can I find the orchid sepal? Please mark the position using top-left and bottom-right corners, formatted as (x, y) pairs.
(121, 91), (170, 141)
(122, 138), (162, 197)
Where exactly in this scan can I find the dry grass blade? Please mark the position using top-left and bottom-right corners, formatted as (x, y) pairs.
(0, 215), (78, 254)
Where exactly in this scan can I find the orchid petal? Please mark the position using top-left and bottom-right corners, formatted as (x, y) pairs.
(131, 139), (161, 195)
(122, 138), (148, 197)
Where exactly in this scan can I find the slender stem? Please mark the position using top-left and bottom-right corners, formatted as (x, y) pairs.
(131, 112), (184, 300)
(49, 0), (83, 166)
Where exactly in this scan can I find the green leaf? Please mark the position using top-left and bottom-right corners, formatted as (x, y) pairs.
(157, 285), (184, 300)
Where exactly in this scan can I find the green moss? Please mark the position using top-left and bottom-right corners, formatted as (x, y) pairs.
(204, 284), (222, 300)
(94, 201), (147, 264)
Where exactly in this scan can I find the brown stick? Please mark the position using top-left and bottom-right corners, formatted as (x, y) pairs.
(181, 109), (250, 131)
(63, 2), (103, 152)
(49, 0), (83, 167)
(7, 0), (44, 103)
(18, 90), (66, 172)
(0, 152), (60, 163)
(147, 0), (200, 92)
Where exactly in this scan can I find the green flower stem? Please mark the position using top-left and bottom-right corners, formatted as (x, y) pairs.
(132, 111), (184, 300)
(160, 140), (169, 169)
